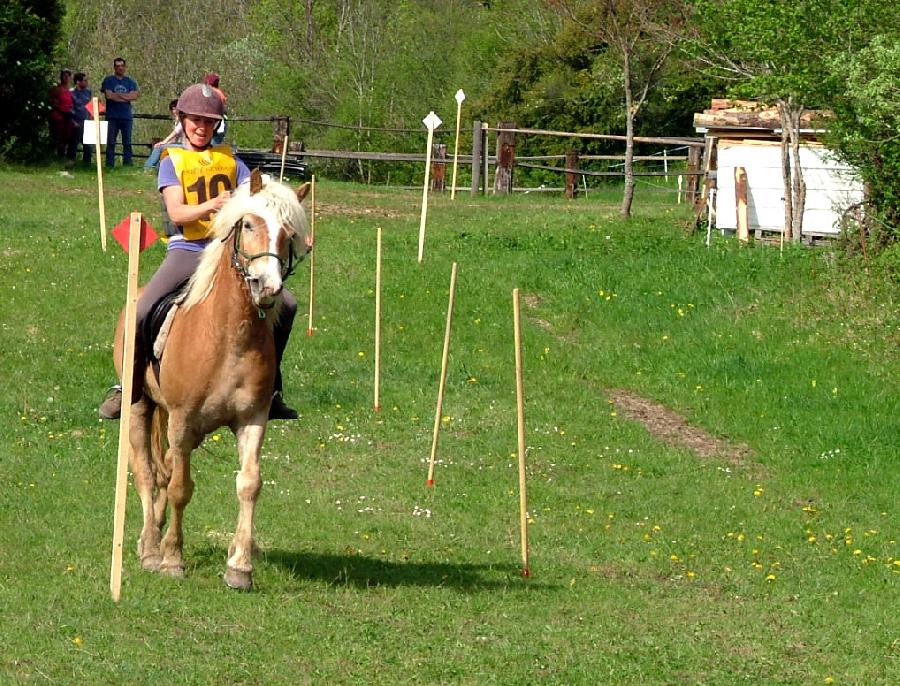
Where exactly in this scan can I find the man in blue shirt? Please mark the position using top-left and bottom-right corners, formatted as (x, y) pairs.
(100, 57), (139, 167)
(71, 73), (94, 164)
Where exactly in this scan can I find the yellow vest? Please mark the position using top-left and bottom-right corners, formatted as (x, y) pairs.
(163, 146), (238, 240)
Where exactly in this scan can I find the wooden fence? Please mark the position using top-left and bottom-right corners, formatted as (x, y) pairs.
(131, 113), (709, 202)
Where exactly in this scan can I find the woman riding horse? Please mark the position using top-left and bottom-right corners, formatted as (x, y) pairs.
(100, 82), (302, 420)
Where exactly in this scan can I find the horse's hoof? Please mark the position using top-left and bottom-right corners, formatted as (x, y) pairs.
(224, 567), (253, 591)
(141, 555), (162, 572)
(160, 563), (185, 578)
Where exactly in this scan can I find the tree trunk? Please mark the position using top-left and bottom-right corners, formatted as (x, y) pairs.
(620, 52), (635, 219)
(778, 102), (794, 241)
(778, 98), (807, 242)
(789, 105), (806, 240)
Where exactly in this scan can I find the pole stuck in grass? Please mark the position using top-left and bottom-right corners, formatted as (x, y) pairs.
(279, 134), (289, 182)
(512, 288), (530, 577)
(374, 226), (382, 412)
(426, 261), (458, 487)
(92, 97), (107, 252)
(418, 111), (442, 263)
(451, 89), (465, 200)
(110, 212), (143, 601)
(307, 175), (317, 336)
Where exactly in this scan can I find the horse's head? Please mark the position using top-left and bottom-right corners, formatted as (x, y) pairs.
(212, 174), (311, 311)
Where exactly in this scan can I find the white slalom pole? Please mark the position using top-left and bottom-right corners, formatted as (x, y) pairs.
(418, 111), (442, 263)
(450, 90), (465, 200)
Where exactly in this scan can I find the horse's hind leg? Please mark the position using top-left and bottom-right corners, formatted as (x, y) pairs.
(158, 416), (198, 578)
(224, 422), (265, 591)
(129, 400), (163, 571)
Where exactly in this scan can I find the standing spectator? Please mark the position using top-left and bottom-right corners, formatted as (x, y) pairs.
(48, 69), (76, 160)
(144, 99), (183, 171)
(101, 57), (139, 167)
(205, 72), (228, 145)
(70, 72), (94, 165)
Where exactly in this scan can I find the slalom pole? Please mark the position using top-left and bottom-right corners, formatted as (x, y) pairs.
(279, 134), (289, 182)
(426, 262), (458, 486)
(307, 175), (316, 336)
(512, 288), (530, 577)
(374, 226), (382, 412)
(418, 111), (442, 263)
(93, 97), (107, 252)
(110, 212), (143, 601)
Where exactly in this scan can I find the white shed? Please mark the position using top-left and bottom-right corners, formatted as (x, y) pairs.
(694, 101), (864, 238)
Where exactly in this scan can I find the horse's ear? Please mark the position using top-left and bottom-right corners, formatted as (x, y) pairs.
(249, 168), (264, 195)
(295, 182), (311, 203)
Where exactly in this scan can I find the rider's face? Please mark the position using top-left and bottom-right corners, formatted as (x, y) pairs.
(183, 115), (217, 149)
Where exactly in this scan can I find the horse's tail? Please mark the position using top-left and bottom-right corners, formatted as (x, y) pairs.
(150, 405), (170, 527)
(151, 406), (168, 467)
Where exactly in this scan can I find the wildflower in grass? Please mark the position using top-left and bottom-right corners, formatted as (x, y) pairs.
(753, 486), (764, 497)
(766, 574), (776, 582)
(811, 379), (816, 387)
(824, 678), (834, 684)
(212, 434), (221, 442)
(670, 554), (679, 562)
(72, 636), (83, 647)
(686, 571), (696, 578)
(662, 335), (669, 341)
(65, 564), (75, 573)
(358, 351), (365, 358)
(442, 415), (451, 424)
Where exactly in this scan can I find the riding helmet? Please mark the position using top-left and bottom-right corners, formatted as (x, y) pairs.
(176, 83), (224, 120)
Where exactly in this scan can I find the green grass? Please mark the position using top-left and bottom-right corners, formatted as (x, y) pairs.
(0, 162), (897, 684)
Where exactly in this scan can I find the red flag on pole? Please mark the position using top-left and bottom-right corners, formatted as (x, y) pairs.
(86, 99), (106, 118)
(112, 214), (158, 253)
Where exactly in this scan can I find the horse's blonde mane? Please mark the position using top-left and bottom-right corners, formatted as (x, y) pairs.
(181, 177), (309, 310)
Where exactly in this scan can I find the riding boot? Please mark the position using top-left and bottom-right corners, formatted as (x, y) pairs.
(269, 306), (298, 420)
(129, 339), (146, 403)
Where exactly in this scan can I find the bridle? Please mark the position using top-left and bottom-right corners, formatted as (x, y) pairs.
(221, 218), (299, 315)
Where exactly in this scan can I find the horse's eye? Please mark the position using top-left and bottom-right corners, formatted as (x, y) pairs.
(242, 219), (254, 231)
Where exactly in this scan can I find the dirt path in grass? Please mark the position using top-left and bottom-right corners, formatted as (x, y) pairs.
(606, 388), (755, 468)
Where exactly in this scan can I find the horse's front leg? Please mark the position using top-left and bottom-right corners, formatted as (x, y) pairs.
(159, 418), (198, 577)
(129, 399), (163, 571)
(224, 421), (265, 591)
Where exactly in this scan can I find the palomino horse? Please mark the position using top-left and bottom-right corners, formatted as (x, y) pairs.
(113, 174), (310, 590)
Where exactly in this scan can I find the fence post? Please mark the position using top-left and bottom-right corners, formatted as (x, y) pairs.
(686, 145), (701, 202)
(274, 116), (290, 153)
(431, 143), (447, 191)
(482, 123), (490, 195)
(494, 121), (516, 194)
(565, 149), (579, 199)
(471, 120), (483, 196)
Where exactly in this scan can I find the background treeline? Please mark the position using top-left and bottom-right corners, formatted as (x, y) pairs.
(3, 0), (899, 252)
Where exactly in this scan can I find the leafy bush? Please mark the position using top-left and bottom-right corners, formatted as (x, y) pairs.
(0, 0), (64, 160)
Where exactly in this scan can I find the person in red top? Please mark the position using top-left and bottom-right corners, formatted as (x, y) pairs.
(205, 73), (228, 145)
(48, 69), (76, 160)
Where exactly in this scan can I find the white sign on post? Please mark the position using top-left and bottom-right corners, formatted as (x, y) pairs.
(418, 111), (442, 263)
(83, 121), (108, 145)
(451, 90), (465, 200)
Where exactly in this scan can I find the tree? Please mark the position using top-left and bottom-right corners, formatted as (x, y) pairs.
(828, 34), (900, 253)
(0, 0), (65, 159)
(547, 0), (685, 218)
(679, 0), (853, 240)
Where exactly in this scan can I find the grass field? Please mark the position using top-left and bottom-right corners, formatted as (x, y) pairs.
(0, 162), (897, 684)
